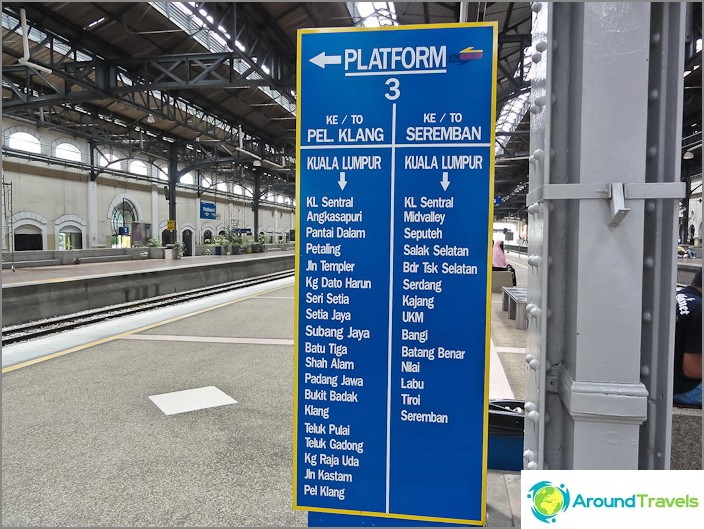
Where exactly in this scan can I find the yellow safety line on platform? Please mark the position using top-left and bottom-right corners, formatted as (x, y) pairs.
(2, 283), (292, 373)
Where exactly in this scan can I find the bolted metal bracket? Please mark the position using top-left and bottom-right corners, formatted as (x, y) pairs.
(546, 363), (561, 394)
(608, 183), (630, 227)
(525, 181), (685, 227)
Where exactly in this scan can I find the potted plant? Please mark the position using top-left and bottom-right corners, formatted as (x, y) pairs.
(174, 242), (186, 259)
(146, 237), (166, 258)
(213, 234), (230, 255)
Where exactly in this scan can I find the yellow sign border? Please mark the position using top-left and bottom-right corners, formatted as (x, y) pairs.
(294, 21), (499, 526)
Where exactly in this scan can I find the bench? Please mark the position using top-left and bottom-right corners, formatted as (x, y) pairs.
(76, 255), (134, 264)
(492, 270), (514, 293)
(502, 287), (528, 330)
(2, 259), (61, 269)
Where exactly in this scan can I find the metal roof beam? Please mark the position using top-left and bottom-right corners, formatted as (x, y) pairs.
(186, 2), (296, 103)
(3, 3), (292, 150)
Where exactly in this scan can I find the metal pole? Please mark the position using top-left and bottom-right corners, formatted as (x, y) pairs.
(459, 3), (469, 23)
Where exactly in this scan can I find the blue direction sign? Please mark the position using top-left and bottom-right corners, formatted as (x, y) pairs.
(295, 23), (497, 525)
(200, 201), (216, 220)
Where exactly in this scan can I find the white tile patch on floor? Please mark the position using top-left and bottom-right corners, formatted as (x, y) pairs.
(489, 339), (515, 400)
(148, 386), (237, 416)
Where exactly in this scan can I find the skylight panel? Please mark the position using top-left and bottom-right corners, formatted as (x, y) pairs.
(349, 2), (399, 27)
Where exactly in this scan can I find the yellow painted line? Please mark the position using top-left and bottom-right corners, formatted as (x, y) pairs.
(122, 334), (294, 346)
(292, 24), (303, 511)
(298, 20), (498, 35)
(6, 276), (83, 287)
(482, 20), (499, 524)
(2, 283), (292, 374)
(294, 504), (483, 526)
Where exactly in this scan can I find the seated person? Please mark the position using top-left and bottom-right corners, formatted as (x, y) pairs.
(673, 269), (702, 408)
(492, 240), (516, 286)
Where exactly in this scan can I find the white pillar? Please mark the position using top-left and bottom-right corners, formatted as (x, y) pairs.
(151, 184), (159, 242)
(274, 203), (279, 240)
(88, 180), (98, 248)
(196, 196), (202, 244)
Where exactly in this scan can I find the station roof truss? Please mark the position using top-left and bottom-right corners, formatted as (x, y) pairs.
(3, 2), (698, 217)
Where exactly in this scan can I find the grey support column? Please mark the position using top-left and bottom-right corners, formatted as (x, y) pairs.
(151, 183), (159, 242)
(195, 171), (202, 245)
(638, 3), (685, 470)
(524, 2), (684, 470)
(252, 164), (261, 240)
(167, 144), (178, 245)
(88, 142), (99, 248)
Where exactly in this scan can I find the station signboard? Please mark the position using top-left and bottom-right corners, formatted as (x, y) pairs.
(200, 201), (217, 220)
(294, 23), (497, 525)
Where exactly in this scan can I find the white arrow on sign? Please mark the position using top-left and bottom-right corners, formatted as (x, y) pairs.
(310, 52), (342, 69)
(440, 171), (450, 191)
(338, 171), (348, 190)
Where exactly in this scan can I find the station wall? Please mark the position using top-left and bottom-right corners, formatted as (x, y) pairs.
(2, 119), (295, 252)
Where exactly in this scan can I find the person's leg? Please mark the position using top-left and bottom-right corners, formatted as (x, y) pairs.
(673, 382), (702, 408)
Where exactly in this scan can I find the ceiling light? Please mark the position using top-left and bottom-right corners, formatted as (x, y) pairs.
(683, 151), (694, 160)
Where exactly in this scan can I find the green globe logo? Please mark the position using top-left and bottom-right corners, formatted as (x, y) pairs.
(534, 486), (564, 516)
(527, 481), (570, 523)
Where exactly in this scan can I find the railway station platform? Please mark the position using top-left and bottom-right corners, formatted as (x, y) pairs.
(2, 250), (700, 525)
(1, 250), (295, 326)
(1, 253), (531, 527)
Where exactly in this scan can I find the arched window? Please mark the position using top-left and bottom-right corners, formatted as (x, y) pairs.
(59, 225), (83, 250)
(157, 165), (168, 181)
(8, 132), (41, 154)
(55, 142), (82, 162)
(203, 229), (213, 242)
(180, 172), (194, 185)
(111, 199), (138, 235)
(234, 184), (244, 195)
(14, 224), (43, 251)
(217, 182), (227, 192)
(202, 177), (212, 188)
(129, 160), (148, 176)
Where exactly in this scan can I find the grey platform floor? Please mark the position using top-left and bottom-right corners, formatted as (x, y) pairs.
(2, 256), (529, 527)
(0, 250), (295, 286)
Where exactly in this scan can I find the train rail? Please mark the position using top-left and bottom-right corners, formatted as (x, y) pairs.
(2, 269), (295, 346)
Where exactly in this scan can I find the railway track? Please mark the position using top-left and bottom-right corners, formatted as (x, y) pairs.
(2, 269), (295, 346)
